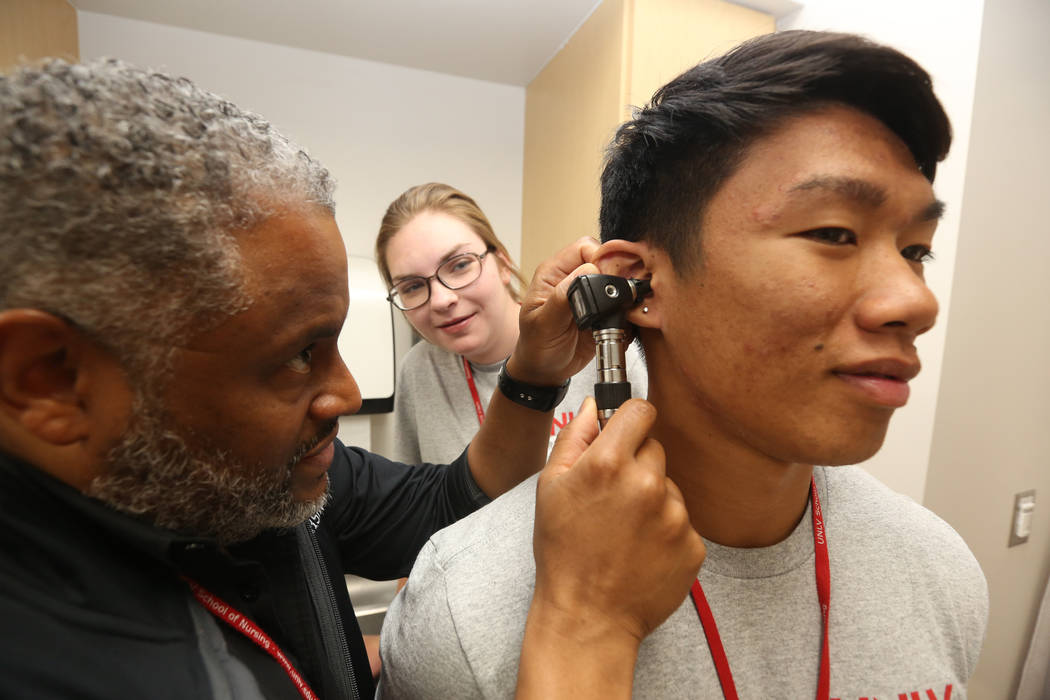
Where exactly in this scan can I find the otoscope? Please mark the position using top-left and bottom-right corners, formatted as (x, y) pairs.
(567, 274), (652, 429)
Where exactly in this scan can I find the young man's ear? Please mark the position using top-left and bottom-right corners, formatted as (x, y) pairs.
(592, 239), (665, 329)
(0, 310), (93, 446)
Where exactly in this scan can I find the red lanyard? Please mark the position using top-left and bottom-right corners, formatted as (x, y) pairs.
(462, 356), (486, 425)
(183, 577), (321, 700)
(690, 477), (830, 700)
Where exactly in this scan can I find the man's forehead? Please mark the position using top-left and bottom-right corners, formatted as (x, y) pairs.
(786, 175), (944, 221)
(237, 205), (344, 265)
(182, 275), (347, 355)
(726, 107), (939, 210)
(242, 211), (347, 298)
(183, 207), (348, 352)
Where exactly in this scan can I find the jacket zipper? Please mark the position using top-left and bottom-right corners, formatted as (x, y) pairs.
(297, 523), (359, 700)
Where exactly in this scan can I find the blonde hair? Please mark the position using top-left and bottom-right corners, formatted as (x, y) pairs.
(376, 183), (526, 303)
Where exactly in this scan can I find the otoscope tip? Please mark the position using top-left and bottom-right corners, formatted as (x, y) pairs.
(630, 278), (652, 300)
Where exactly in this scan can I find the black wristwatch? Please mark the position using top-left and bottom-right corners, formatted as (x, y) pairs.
(497, 359), (570, 412)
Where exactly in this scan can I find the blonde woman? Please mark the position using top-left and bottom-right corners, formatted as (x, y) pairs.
(376, 182), (647, 464)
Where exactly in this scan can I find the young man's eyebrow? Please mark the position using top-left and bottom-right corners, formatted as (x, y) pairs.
(915, 198), (946, 223)
(788, 175), (945, 223)
(788, 175), (888, 207)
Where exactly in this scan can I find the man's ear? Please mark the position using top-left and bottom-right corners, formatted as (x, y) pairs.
(592, 239), (650, 278)
(0, 310), (94, 446)
(592, 240), (665, 329)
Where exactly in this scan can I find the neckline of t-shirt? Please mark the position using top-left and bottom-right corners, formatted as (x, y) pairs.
(465, 357), (506, 374)
(699, 467), (829, 580)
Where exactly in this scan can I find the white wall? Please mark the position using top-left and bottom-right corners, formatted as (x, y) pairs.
(923, 0), (1050, 694)
(779, 0), (985, 502)
(78, 11), (525, 265)
(77, 11), (526, 450)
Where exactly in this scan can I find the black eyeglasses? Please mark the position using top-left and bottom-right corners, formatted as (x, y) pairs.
(386, 249), (493, 310)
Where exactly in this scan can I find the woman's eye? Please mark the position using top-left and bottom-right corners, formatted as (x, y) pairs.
(400, 280), (425, 295)
(803, 228), (857, 245)
(287, 345), (314, 374)
(902, 244), (935, 264)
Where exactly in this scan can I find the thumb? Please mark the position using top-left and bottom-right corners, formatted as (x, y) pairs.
(542, 397), (599, 480)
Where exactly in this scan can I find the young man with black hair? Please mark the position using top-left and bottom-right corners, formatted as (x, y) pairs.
(380, 30), (988, 699)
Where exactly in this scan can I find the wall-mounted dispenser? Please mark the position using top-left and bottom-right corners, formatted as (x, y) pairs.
(339, 255), (396, 415)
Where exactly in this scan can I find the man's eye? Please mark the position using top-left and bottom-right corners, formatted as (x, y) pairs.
(287, 345), (314, 374)
(902, 244), (935, 264)
(803, 228), (857, 245)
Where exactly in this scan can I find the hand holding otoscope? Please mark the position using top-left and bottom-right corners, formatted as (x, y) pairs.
(566, 274), (651, 429)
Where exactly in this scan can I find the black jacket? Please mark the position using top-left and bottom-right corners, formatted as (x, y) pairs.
(0, 441), (487, 699)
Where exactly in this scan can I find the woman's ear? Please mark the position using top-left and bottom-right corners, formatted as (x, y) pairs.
(592, 240), (664, 329)
(494, 250), (515, 288)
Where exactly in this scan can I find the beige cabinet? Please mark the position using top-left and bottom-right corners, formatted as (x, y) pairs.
(520, 0), (773, 279)
(1, 0), (79, 73)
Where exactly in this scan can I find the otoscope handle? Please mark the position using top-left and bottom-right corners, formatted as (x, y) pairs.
(592, 327), (632, 428)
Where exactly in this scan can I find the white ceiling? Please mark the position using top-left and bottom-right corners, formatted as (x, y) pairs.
(68, 0), (604, 86)
(68, 0), (798, 87)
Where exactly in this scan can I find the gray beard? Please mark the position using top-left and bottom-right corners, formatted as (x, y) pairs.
(87, 400), (334, 545)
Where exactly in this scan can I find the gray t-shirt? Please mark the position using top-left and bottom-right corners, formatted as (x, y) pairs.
(378, 466), (988, 699)
(388, 339), (648, 464)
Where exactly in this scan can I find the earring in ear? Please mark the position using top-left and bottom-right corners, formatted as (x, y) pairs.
(642, 306), (649, 314)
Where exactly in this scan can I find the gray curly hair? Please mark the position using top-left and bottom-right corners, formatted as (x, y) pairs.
(0, 58), (335, 376)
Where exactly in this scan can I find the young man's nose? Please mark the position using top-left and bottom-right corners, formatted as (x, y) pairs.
(311, 354), (362, 420)
(855, 254), (939, 337)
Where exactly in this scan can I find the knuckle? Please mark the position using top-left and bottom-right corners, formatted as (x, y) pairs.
(638, 436), (666, 465)
(586, 436), (624, 467)
(689, 535), (707, 568)
(663, 497), (694, 535)
(632, 470), (665, 499)
(617, 398), (657, 427)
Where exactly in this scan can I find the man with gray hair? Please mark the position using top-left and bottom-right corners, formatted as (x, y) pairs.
(0, 58), (704, 699)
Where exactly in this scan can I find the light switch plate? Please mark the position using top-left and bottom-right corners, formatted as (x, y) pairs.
(1008, 489), (1036, 547)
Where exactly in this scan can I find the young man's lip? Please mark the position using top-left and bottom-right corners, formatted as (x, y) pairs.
(832, 358), (920, 408)
(833, 358), (921, 382)
(835, 373), (911, 407)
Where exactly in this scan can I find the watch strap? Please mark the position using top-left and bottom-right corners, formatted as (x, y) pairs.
(497, 359), (570, 412)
